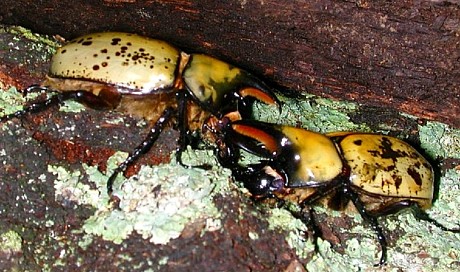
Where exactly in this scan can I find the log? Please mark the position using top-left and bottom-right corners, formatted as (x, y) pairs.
(1, 0), (459, 127)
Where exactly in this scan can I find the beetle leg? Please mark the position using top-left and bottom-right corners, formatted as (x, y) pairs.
(345, 185), (388, 267)
(293, 205), (322, 254)
(175, 91), (191, 167)
(1, 88), (103, 122)
(411, 205), (460, 232)
(21, 84), (48, 96)
(106, 107), (176, 195)
(377, 201), (460, 233)
(364, 199), (460, 232)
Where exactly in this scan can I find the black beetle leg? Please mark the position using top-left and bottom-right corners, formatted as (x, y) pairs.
(345, 186), (387, 267)
(296, 205), (322, 254)
(175, 91), (190, 167)
(371, 200), (460, 232)
(409, 204), (460, 233)
(1, 89), (92, 122)
(21, 84), (49, 96)
(106, 107), (175, 195)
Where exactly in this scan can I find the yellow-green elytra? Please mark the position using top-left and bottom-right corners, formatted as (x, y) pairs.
(49, 32), (181, 94)
(327, 132), (434, 211)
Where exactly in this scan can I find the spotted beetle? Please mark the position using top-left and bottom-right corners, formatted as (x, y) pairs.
(215, 119), (460, 266)
(0, 32), (280, 195)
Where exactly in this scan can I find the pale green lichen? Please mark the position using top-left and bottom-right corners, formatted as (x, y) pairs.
(58, 100), (87, 113)
(1, 25), (59, 48)
(0, 86), (87, 118)
(0, 26), (58, 65)
(0, 87), (38, 118)
(0, 25), (58, 63)
(0, 230), (22, 253)
(51, 148), (231, 246)
(419, 121), (460, 159)
(267, 207), (313, 259)
(253, 93), (368, 133)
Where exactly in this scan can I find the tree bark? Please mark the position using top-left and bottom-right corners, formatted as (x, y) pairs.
(1, 0), (459, 127)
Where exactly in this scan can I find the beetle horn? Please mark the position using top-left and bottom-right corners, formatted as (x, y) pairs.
(228, 120), (284, 157)
(236, 73), (281, 111)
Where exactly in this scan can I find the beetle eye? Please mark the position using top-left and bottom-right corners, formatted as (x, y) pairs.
(269, 177), (285, 193)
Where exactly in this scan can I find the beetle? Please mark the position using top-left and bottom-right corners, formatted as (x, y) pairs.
(214, 119), (460, 266)
(0, 32), (280, 195)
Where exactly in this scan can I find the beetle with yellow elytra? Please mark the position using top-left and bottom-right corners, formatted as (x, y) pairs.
(214, 119), (460, 266)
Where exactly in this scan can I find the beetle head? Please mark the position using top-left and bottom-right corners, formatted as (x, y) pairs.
(232, 163), (286, 198)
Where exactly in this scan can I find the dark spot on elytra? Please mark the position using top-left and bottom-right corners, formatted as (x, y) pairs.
(353, 139), (363, 146)
(370, 137), (407, 162)
(76, 38), (84, 44)
(150, 65), (154, 69)
(115, 52), (121, 56)
(111, 38), (121, 45)
(407, 167), (423, 186)
(127, 42), (132, 46)
(392, 175), (402, 189)
(93, 65), (100, 70)
(61, 49), (67, 54)
(122, 62), (129, 66)
(139, 48), (145, 52)
(101, 49), (108, 54)
(423, 162), (431, 170)
(101, 62), (108, 67)
(385, 165), (396, 171)
(82, 41), (93, 46)
(93, 54), (98, 58)
(132, 55), (139, 61)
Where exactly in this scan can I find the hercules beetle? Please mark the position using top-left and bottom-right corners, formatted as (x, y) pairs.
(0, 32), (280, 195)
(215, 119), (460, 266)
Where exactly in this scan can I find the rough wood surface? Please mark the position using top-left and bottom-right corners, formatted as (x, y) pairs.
(1, 0), (459, 127)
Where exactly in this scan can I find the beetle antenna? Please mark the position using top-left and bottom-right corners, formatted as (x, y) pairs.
(106, 107), (176, 195)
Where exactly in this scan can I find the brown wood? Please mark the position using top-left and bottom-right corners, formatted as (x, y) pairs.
(1, 0), (459, 127)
